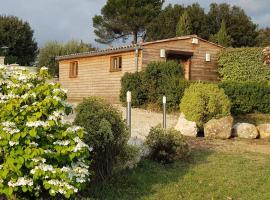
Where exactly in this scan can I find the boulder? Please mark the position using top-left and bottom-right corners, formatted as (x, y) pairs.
(233, 123), (258, 139)
(204, 116), (233, 139)
(256, 124), (270, 139)
(175, 113), (198, 137)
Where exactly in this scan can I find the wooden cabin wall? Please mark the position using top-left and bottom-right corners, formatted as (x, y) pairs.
(59, 50), (142, 103)
(142, 39), (223, 81)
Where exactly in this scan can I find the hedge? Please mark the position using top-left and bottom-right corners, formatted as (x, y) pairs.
(219, 81), (270, 115)
(120, 61), (188, 112)
(218, 48), (270, 81)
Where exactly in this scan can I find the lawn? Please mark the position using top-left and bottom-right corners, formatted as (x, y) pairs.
(83, 140), (270, 200)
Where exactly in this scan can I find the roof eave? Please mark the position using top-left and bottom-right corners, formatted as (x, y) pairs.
(56, 45), (141, 61)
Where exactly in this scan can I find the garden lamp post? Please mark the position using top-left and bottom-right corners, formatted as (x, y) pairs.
(163, 96), (167, 129)
(126, 91), (132, 133)
(1, 46), (9, 56)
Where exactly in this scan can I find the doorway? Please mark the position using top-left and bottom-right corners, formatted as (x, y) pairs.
(166, 51), (193, 80)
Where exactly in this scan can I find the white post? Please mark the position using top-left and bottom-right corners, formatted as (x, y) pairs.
(126, 91), (132, 132)
(163, 96), (167, 129)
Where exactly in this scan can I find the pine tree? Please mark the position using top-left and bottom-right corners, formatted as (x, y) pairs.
(209, 20), (232, 47)
(176, 11), (192, 36)
(93, 0), (164, 44)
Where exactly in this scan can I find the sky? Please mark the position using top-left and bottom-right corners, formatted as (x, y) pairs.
(0, 0), (269, 48)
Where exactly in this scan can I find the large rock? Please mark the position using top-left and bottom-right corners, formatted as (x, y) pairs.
(257, 124), (270, 139)
(204, 116), (233, 139)
(175, 113), (198, 137)
(233, 123), (258, 139)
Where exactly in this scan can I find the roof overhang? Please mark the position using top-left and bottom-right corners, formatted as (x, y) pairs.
(56, 45), (142, 61)
(166, 50), (194, 56)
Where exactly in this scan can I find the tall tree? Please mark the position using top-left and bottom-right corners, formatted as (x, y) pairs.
(207, 3), (258, 47)
(0, 15), (38, 65)
(176, 11), (192, 36)
(38, 40), (95, 77)
(146, 4), (185, 41)
(256, 28), (270, 47)
(209, 20), (232, 47)
(92, 0), (164, 44)
(186, 3), (208, 39)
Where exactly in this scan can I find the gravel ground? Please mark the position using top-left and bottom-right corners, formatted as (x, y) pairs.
(64, 105), (179, 145)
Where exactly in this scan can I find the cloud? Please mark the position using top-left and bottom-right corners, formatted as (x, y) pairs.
(0, 0), (269, 47)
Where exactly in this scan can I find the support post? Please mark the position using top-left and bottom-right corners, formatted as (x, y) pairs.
(126, 91), (132, 132)
(163, 96), (166, 129)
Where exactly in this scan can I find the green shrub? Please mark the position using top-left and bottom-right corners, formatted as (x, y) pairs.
(74, 97), (130, 181)
(120, 61), (187, 112)
(180, 83), (231, 128)
(143, 61), (184, 103)
(146, 125), (190, 163)
(218, 48), (270, 81)
(0, 66), (91, 199)
(219, 81), (270, 115)
(161, 78), (190, 112)
(120, 72), (147, 107)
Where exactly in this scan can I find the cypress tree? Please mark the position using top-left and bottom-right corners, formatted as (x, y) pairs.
(176, 11), (192, 36)
(210, 20), (232, 47)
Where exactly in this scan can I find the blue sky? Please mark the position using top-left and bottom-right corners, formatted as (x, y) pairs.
(0, 0), (269, 48)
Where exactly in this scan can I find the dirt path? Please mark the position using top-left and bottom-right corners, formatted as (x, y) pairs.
(64, 105), (270, 155)
(116, 106), (179, 145)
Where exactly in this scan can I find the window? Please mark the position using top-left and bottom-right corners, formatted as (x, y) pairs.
(110, 56), (122, 72)
(69, 61), (78, 78)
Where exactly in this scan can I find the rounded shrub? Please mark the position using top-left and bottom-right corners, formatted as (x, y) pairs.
(120, 72), (147, 107)
(0, 66), (91, 199)
(145, 125), (190, 163)
(74, 97), (130, 181)
(180, 83), (231, 128)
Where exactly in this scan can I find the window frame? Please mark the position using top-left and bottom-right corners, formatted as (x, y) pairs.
(110, 56), (122, 72)
(69, 61), (78, 78)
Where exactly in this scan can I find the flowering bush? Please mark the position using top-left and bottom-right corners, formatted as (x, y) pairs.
(263, 47), (270, 65)
(0, 66), (91, 199)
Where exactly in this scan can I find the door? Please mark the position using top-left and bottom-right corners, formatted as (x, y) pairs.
(180, 58), (191, 80)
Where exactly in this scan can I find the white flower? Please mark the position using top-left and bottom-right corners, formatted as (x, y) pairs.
(67, 126), (82, 133)
(26, 121), (49, 128)
(29, 142), (39, 147)
(53, 96), (61, 101)
(73, 137), (92, 152)
(53, 88), (67, 94)
(9, 141), (19, 146)
(47, 179), (78, 194)
(53, 140), (70, 146)
(8, 177), (33, 187)
(30, 163), (56, 174)
(40, 66), (48, 71)
(32, 157), (46, 163)
(48, 110), (65, 122)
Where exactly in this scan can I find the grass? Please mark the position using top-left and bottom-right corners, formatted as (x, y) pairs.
(82, 148), (270, 200)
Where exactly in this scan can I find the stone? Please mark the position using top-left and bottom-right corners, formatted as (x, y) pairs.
(204, 116), (233, 139)
(175, 113), (198, 137)
(256, 124), (270, 139)
(232, 123), (259, 139)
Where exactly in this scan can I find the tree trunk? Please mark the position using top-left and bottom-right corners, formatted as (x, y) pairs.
(133, 32), (138, 44)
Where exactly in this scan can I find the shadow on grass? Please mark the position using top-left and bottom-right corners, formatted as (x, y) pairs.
(80, 149), (214, 200)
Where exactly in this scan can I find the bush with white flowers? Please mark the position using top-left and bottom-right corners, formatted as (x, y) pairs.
(0, 66), (92, 199)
